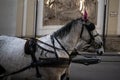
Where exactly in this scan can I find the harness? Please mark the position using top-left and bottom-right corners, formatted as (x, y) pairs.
(0, 36), (71, 78)
(0, 19), (100, 79)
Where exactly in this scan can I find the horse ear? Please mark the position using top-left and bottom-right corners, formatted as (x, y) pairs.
(86, 23), (95, 31)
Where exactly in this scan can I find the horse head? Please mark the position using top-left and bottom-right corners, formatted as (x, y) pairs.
(51, 18), (104, 56)
(74, 20), (104, 55)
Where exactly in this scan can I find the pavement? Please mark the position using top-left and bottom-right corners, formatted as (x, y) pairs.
(69, 52), (120, 80)
(3, 52), (120, 80)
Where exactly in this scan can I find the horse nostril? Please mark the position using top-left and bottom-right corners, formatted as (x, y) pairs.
(100, 51), (103, 55)
(97, 51), (103, 55)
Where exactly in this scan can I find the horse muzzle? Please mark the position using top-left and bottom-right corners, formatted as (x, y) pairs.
(97, 49), (104, 55)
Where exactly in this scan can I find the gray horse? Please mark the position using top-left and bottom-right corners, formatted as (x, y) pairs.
(0, 18), (104, 80)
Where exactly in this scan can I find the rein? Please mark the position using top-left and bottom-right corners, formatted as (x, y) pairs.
(53, 35), (70, 58)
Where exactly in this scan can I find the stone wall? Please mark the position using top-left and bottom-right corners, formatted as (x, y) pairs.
(105, 36), (120, 52)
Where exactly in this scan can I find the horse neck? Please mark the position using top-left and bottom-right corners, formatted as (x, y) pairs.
(59, 26), (82, 52)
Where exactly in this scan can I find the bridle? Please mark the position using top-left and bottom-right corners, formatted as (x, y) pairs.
(80, 20), (102, 51)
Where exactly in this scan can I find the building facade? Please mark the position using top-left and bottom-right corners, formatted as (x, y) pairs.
(0, 0), (120, 37)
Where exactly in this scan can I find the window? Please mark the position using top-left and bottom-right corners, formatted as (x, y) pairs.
(43, 0), (83, 26)
(37, 0), (100, 35)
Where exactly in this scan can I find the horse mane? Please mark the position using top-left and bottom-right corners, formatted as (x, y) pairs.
(53, 18), (82, 38)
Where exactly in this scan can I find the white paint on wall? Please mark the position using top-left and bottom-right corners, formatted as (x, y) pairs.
(22, 0), (27, 36)
(117, 0), (120, 35)
(0, 0), (17, 36)
(37, 0), (44, 35)
(96, 0), (105, 35)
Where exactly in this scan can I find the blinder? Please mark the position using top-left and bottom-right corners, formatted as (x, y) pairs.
(80, 21), (96, 41)
(85, 22), (95, 31)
